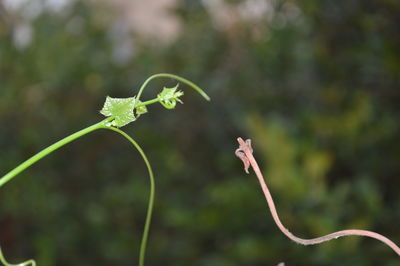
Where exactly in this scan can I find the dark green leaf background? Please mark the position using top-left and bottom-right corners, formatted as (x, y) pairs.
(0, 1), (399, 265)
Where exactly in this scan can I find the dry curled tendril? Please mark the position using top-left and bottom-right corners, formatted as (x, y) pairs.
(235, 137), (400, 263)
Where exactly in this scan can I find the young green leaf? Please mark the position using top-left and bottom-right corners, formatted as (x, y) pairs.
(100, 96), (137, 127)
(157, 84), (184, 109)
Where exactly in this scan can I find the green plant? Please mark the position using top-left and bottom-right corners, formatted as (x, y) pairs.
(0, 73), (210, 266)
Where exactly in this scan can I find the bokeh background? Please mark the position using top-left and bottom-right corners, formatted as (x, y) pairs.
(1, 0), (399, 265)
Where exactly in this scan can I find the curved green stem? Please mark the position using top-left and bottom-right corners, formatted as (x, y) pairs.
(136, 73), (210, 102)
(0, 247), (36, 266)
(0, 118), (112, 188)
(136, 98), (160, 108)
(104, 127), (154, 266)
(0, 122), (155, 266)
(0, 119), (111, 266)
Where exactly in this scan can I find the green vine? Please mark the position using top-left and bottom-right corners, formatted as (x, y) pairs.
(0, 73), (210, 266)
(0, 247), (36, 266)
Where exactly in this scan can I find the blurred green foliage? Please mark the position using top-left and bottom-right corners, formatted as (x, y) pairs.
(0, 0), (399, 265)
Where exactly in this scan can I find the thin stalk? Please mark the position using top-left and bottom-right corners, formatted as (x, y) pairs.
(235, 137), (400, 256)
(136, 73), (210, 102)
(136, 98), (160, 108)
(0, 122), (156, 266)
(104, 127), (154, 266)
(0, 119), (111, 188)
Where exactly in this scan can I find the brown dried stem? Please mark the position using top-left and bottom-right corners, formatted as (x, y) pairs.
(235, 137), (400, 256)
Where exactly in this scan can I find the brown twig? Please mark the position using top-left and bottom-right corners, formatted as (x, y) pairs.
(235, 137), (400, 256)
